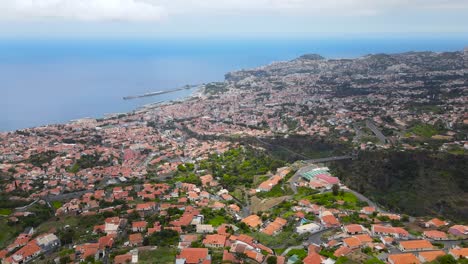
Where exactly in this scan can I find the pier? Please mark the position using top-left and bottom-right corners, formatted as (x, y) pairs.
(123, 84), (199, 100)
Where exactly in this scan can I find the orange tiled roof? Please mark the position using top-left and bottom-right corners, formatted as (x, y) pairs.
(241, 215), (262, 228)
(344, 224), (364, 233)
(303, 252), (324, 264)
(450, 248), (468, 258)
(203, 234), (226, 247)
(334, 246), (352, 257)
(418, 250), (445, 262)
(399, 240), (433, 250)
(423, 230), (447, 239)
(388, 253), (421, 264)
(427, 218), (447, 227)
(177, 248), (209, 264)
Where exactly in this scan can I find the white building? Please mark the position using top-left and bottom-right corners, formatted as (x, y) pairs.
(296, 223), (321, 234)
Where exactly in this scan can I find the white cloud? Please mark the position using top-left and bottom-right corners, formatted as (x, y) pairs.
(153, 0), (468, 16)
(1, 0), (468, 21)
(1, 0), (166, 21)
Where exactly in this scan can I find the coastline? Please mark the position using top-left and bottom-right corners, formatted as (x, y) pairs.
(1, 84), (205, 133)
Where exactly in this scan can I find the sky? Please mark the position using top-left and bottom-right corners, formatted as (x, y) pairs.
(0, 0), (468, 38)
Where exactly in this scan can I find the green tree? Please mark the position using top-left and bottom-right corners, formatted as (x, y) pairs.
(432, 255), (456, 264)
(146, 229), (179, 247)
(267, 256), (278, 264)
(332, 184), (340, 196)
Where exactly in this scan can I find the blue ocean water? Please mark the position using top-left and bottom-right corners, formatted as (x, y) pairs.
(1, 36), (467, 131)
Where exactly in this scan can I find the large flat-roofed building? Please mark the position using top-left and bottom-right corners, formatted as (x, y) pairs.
(300, 167), (331, 181)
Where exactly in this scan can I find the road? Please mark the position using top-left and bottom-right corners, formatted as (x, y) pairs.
(303, 155), (353, 164)
(341, 188), (386, 213)
(43, 190), (93, 202)
(14, 199), (40, 212)
(280, 245), (304, 256)
(306, 227), (334, 246)
(366, 119), (387, 144)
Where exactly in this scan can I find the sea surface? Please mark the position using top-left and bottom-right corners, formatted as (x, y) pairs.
(1, 35), (467, 132)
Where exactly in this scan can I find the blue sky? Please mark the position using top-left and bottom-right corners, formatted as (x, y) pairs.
(0, 0), (468, 38)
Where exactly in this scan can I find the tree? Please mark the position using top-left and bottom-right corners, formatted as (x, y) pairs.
(59, 256), (71, 264)
(332, 184), (340, 196)
(433, 255), (456, 264)
(267, 256), (278, 264)
(147, 229), (179, 246)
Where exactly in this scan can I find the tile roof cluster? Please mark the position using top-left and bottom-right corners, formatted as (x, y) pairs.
(241, 214), (263, 228)
(261, 217), (287, 235)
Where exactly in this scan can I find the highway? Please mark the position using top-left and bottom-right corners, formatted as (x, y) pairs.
(366, 119), (387, 144)
(303, 155), (353, 164)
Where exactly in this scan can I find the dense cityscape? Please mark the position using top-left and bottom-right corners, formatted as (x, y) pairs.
(0, 49), (467, 264)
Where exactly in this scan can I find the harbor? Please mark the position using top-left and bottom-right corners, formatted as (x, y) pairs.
(123, 84), (200, 100)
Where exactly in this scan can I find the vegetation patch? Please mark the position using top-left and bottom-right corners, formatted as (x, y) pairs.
(410, 123), (442, 138)
(0, 208), (12, 216)
(52, 201), (63, 210)
(138, 247), (177, 264)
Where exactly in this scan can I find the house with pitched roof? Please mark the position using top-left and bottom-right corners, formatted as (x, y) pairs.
(176, 248), (211, 264)
(399, 240), (434, 252)
(450, 248), (468, 260)
(418, 250), (445, 262)
(388, 253), (421, 264)
(202, 234), (226, 248)
(241, 215), (263, 229)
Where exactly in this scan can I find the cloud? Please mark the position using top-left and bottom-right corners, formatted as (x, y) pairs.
(1, 0), (468, 22)
(154, 0), (468, 16)
(1, 0), (166, 21)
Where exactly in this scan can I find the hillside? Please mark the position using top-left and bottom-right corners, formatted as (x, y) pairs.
(330, 150), (468, 222)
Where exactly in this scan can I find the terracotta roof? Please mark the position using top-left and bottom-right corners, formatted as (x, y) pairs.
(303, 252), (324, 264)
(261, 217), (287, 235)
(418, 250), (445, 262)
(344, 224), (365, 233)
(241, 215), (262, 228)
(132, 221), (148, 228)
(426, 218), (447, 227)
(98, 235), (115, 249)
(177, 248), (209, 264)
(372, 224), (409, 236)
(388, 253), (421, 264)
(450, 248), (468, 258)
(334, 246), (352, 257)
(399, 240), (433, 250)
(114, 254), (132, 264)
(343, 237), (361, 248)
(129, 233), (143, 245)
(203, 234), (226, 247)
(13, 241), (41, 260)
(222, 250), (239, 263)
(423, 230), (447, 239)
(321, 214), (340, 226)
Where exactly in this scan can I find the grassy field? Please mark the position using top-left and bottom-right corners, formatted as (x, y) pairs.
(0, 208), (12, 216)
(250, 230), (306, 248)
(138, 247), (177, 264)
(207, 215), (226, 227)
(410, 124), (440, 138)
(250, 196), (291, 213)
(304, 192), (361, 210)
(0, 218), (23, 248)
(36, 214), (104, 244)
(52, 201), (63, 210)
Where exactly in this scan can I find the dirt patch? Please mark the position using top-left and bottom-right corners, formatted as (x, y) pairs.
(250, 195), (291, 213)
